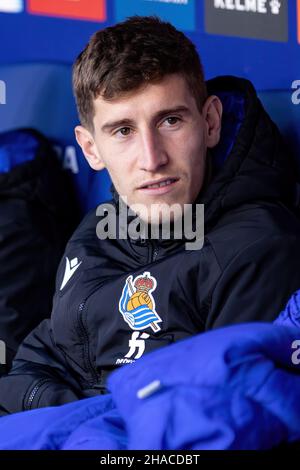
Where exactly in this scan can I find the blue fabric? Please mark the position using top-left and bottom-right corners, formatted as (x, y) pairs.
(0, 289), (300, 450)
(109, 317), (300, 450)
(0, 395), (125, 450)
(274, 290), (300, 328)
(0, 129), (38, 173)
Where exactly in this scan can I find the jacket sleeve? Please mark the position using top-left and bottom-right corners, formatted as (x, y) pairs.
(0, 212), (94, 416)
(205, 234), (300, 330)
(0, 318), (81, 415)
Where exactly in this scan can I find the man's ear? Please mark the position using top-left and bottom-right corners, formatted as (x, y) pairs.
(202, 95), (223, 149)
(74, 125), (105, 171)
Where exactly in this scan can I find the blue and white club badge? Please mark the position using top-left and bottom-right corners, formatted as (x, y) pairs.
(119, 271), (162, 333)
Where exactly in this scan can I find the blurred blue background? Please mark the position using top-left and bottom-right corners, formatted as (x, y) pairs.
(0, 0), (298, 89)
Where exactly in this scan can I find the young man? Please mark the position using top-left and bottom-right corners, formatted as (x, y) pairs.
(1, 16), (300, 415)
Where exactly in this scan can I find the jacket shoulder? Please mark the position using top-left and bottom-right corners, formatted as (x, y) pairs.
(206, 202), (300, 271)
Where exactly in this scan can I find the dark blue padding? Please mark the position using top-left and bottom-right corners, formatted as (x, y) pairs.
(258, 90), (300, 174)
(0, 129), (38, 173)
(211, 89), (300, 176)
(211, 91), (245, 173)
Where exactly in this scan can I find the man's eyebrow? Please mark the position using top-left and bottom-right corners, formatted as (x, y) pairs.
(100, 106), (190, 133)
(154, 105), (191, 121)
(101, 118), (135, 133)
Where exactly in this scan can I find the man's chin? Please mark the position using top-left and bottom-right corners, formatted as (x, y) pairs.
(119, 194), (188, 227)
(137, 203), (184, 226)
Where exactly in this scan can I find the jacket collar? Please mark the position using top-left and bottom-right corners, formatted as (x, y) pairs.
(110, 156), (212, 247)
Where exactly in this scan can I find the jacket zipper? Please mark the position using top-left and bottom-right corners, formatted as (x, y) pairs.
(25, 296), (99, 411)
(77, 298), (99, 386)
(152, 245), (159, 262)
(25, 378), (53, 411)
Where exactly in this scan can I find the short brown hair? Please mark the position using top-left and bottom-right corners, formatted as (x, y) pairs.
(73, 16), (207, 131)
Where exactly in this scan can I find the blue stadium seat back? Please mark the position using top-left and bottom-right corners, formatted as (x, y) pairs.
(0, 63), (112, 214)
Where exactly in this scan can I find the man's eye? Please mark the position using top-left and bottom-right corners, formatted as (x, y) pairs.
(116, 127), (131, 137)
(165, 116), (180, 126)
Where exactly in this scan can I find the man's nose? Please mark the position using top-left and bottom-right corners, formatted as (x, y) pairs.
(138, 130), (168, 171)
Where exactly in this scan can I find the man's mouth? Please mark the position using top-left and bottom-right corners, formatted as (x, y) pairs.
(139, 178), (179, 190)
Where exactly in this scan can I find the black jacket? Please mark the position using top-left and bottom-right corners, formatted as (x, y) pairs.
(0, 129), (77, 375)
(1, 77), (300, 415)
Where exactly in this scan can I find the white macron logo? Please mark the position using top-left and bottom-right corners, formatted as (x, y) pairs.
(60, 257), (82, 290)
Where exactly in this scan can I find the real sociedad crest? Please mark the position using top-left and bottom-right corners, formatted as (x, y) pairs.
(119, 272), (162, 332)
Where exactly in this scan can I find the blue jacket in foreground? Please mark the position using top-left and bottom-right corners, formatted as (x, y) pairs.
(0, 290), (300, 450)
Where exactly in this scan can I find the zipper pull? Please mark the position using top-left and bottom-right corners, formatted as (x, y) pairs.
(152, 243), (159, 262)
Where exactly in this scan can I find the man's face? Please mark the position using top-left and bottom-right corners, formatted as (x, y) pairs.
(76, 74), (222, 223)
